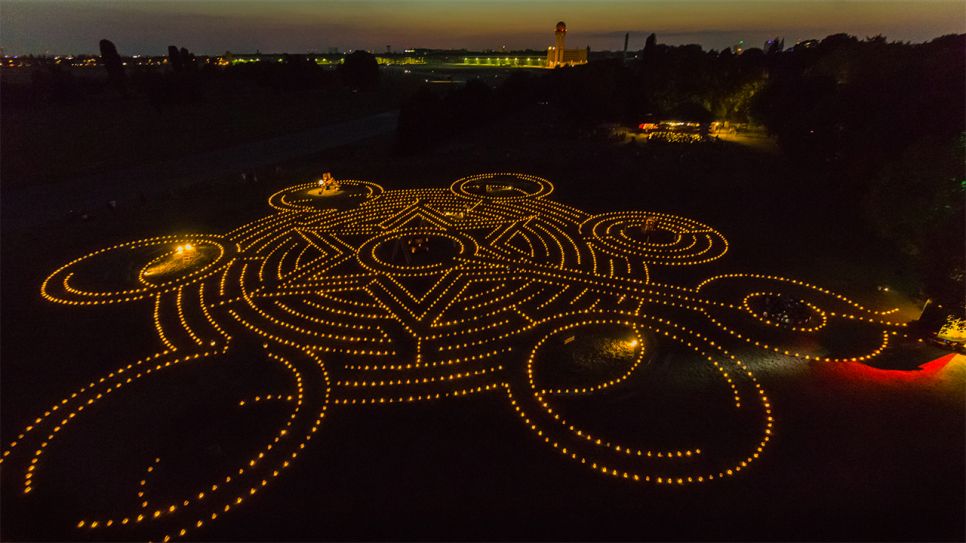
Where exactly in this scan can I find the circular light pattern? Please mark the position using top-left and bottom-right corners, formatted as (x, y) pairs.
(742, 292), (827, 333)
(267, 179), (384, 212)
(580, 211), (729, 266)
(695, 273), (906, 362)
(355, 228), (477, 277)
(519, 313), (772, 484)
(529, 320), (646, 395)
(139, 243), (220, 287)
(5, 172), (909, 541)
(41, 234), (236, 305)
(450, 172), (554, 200)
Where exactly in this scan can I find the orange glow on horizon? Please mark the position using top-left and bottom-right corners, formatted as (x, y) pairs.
(2, 1), (963, 55)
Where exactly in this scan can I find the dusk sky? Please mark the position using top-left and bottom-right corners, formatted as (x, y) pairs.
(2, 0), (964, 55)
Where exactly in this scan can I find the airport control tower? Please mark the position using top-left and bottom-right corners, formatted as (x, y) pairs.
(546, 21), (587, 68)
(553, 21), (567, 66)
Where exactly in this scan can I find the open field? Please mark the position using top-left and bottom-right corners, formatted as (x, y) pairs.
(1, 68), (410, 188)
(1, 104), (963, 541)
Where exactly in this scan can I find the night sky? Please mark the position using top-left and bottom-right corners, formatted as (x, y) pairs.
(2, 0), (964, 55)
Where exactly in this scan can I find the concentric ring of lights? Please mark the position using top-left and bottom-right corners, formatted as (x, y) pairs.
(580, 211), (729, 266)
(267, 179), (384, 212)
(450, 172), (554, 200)
(41, 234), (236, 305)
(355, 228), (479, 277)
(741, 291), (828, 333)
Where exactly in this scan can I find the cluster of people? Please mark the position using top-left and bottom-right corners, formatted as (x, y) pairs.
(640, 216), (659, 242)
(760, 295), (813, 327)
(639, 131), (706, 144)
(407, 236), (431, 254)
(484, 183), (511, 193)
(318, 171), (340, 191)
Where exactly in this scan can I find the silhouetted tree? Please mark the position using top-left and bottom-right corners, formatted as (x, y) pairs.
(179, 47), (197, 71)
(139, 44), (205, 107)
(819, 33), (859, 52)
(167, 45), (183, 72)
(99, 39), (127, 96)
(765, 37), (784, 55)
(337, 51), (379, 90)
(864, 137), (964, 304)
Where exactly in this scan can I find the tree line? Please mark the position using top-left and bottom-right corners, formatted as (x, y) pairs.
(1, 40), (381, 110)
(396, 33), (964, 304)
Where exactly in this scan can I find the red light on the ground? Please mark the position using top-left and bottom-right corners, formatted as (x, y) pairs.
(916, 353), (957, 375)
(834, 353), (959, 383)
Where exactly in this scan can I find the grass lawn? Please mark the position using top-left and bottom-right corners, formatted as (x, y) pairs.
(1, 103), (962, 541)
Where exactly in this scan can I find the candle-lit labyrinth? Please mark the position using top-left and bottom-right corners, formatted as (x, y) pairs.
(2, 173), (910, 541)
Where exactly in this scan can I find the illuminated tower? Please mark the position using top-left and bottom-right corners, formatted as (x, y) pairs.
(553, 21), (567, 66)
(546, 20), (585, 68)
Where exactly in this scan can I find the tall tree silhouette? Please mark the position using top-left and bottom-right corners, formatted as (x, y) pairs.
(179, 47), (197, 71)
(99, 39), (127, 96)
(167, 45), (183, 72)
(337, 51), (379, 90)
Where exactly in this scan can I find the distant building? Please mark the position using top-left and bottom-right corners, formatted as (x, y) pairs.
(546, 21), (588, 68)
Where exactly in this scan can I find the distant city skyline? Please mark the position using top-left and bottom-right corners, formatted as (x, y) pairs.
(2, 0), (963, 56)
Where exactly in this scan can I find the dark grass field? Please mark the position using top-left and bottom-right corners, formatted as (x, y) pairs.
(2, 105), (963, 541)
(0, 69), (409, 188)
